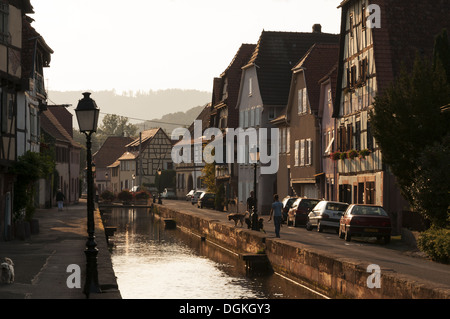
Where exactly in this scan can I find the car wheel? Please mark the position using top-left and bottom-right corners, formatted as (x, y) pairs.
(317, 221), (323, 232)
(306, 220), (312, 231)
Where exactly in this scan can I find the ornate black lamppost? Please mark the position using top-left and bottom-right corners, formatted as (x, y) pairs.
(75, 92), (101, 298)
(249, 146), (260, 231)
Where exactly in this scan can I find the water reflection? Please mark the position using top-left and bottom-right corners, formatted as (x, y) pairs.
(104, 207), (324, 299)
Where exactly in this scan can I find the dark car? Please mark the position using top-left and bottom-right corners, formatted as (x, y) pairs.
(287, 198), (321, 227)
(198, 192), (215, 209)
(281, 196), (298, 222)
(306, 201), (349, 232)
(338, 204), (392, 244)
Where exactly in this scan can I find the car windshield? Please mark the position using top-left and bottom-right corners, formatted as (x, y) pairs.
(326, 203), (348, 212)
(352, 206), (388, 216)
(285, 198), (297, 208)
(299, 199), (320, 208)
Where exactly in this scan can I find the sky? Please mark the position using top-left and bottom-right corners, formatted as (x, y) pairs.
(31, 0), (342, 94)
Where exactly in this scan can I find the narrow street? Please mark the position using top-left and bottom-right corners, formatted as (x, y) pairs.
(161, 199), (450, 290)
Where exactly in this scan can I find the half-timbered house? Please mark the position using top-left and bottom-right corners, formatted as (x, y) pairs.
(334, 0), (450, 224)
(124, 128), (173, 189)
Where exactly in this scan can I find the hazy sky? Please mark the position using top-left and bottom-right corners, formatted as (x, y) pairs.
(31, 0), (342, 94)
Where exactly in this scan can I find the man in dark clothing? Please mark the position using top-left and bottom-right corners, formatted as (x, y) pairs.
(56, 190), (65, 211)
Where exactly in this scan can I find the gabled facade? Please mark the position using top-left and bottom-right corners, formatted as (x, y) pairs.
(210, 44), (255, 209)
(284, 43), (339, 200)
(93, 136), (133, 194)
(237, 27), (339, 214)
(334, 0), (449, 218)
(1, 1), (52, 240)
(125, 128), (173, 189)
(40, 107), (81, 207)
(318, 64), (339, 201)
(175, 103), (211, 199)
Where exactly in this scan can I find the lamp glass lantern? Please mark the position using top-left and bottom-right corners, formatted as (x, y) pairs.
(75, 92), (100, 133)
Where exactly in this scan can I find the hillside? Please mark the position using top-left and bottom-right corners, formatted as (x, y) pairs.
(47, 89), (212, 128)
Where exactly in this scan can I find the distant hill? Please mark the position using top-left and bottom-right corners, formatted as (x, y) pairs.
(47, 89), (212, 130)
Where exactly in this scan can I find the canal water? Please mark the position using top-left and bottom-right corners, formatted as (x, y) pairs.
(105, 207), (325, 299)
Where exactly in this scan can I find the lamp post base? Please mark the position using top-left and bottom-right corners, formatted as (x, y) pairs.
(83, 236), (101, 298)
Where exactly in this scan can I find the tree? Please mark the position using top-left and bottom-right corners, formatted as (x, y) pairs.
(97, 114), (138, 138)
(370, 32), (450, 227)
(10, 151), (55, 221)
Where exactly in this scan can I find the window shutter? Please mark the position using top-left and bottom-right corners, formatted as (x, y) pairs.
(300, 139), (305, 166)
(295, 140), (299, 166)
(307, 139), (312, 165)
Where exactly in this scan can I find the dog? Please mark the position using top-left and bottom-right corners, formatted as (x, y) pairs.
(1, 257), (14, 284)
(243, 214), (266, 233)
(227, 212), (247, 227)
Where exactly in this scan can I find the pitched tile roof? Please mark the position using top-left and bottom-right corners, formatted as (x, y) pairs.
(40, 109), (81, 149)
(212, 43), (256, 128)
(92, 136), (134, 168)
(371, 0), (450, 93)
(292, 43), (340, 112)
(126, 128), (160, 148)
(243, 29), (339, 106)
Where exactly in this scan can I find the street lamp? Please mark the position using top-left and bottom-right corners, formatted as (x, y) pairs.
(157, 168), (162, 204)
(249, 146), (260, 230)
(75, 92), (101, 298)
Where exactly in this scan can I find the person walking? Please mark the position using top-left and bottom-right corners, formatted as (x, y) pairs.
(268, 194), (283, 238)
(56, 190), (65, 211)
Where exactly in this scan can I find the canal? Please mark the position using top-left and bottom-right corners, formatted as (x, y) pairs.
(104, 207), (327, 299)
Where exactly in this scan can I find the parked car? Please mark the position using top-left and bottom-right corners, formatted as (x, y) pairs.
(161, 188), (176, 199)
(191, 190), (205, 205)
(198, 192), (215, 209)
(287, 198), (321, 227)
(338, 204), (392, 244)
(281, 196), (298, 222)
(306, 201), (349, 232)
(186, 190), (195, 201)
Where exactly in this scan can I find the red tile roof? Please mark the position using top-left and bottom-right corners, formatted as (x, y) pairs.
(92, 136), (133, 168)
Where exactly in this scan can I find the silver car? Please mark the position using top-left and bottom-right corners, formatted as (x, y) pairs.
(306, 201), (349, 232)
(191, 190), (205, 205)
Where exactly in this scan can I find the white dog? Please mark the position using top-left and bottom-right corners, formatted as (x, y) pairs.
(1, 257), (14, 284)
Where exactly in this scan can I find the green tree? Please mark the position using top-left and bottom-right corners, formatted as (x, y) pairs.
(10, 151), (55, 221)
(370, 32), (450, 227)
(97, 114), (138, 138)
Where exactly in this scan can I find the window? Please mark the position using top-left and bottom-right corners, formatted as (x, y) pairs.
(349, 12), (354, 37)
(327, 89), (332, 108)
(365, 181), (375, 204)
(249, 77), (253, 96)
(362, 3), (367, 29)
(268, 107), (276, 120)
(355, 121), (361, 150)
(367, 121), (374, 150)
(294, 140), (299, 166)
(359, 58), (368, 84)
(286, 128), (290, 153)
(255, 106), (261, 126)
(298, 88), (309, 114)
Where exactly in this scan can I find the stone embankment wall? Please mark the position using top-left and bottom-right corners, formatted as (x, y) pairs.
(156, 205), (449, 299)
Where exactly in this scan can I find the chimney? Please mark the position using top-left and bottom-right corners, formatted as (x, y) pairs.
(312, 24), (322, 33)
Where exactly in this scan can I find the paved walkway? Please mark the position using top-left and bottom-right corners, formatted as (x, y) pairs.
(0, 200), (121, 299)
